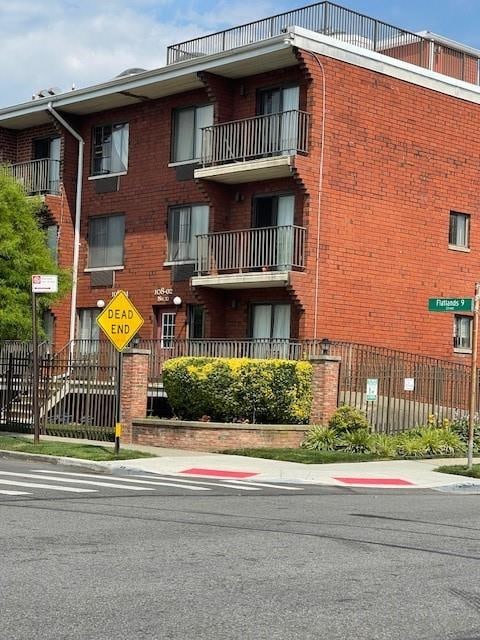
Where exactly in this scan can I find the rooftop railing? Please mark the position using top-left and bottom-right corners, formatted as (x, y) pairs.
(167, 1), (480, 85)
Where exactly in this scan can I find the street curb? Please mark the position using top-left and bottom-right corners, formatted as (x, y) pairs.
(0, 449), (115, 474)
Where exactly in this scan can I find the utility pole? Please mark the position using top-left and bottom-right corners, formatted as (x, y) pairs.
(467, 282), (480, 470)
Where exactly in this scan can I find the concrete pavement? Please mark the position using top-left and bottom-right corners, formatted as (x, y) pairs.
(1, 433), (480, 489)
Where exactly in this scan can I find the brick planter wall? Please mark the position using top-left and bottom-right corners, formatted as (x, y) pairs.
(129, 419), (308, 451)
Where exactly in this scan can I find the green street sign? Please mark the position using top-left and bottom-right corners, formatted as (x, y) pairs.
(428, 298), (474, 312)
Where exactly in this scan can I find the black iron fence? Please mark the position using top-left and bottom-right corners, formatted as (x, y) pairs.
(0, 338), (475, 436)
(166, 1), (480, 86)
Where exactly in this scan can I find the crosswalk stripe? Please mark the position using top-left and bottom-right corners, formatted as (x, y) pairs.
(0, 471), (154, 492)
(224, 479), (303, 491)
(30, 470), (210, 492)
(0, 490), (31, 496)
(0, 478), (96, 493)
(131, 474), (262, 491)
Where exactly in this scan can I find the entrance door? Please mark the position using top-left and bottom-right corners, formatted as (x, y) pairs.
(33, 137), (60, 193)
(257, 86), (299, 155)
(251, 303), (291, 357)
(252, 195), (294, 269)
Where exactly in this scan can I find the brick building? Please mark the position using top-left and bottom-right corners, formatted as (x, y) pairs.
(1, 1), (480, 361)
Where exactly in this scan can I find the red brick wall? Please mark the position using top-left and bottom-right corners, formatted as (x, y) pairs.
(0, 127), (16, 163)
(129, 419), (307, 451)
(292, 49), (480, 360)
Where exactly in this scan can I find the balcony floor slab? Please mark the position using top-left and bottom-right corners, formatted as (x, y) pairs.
(194, 155), (294, 184)
(191, 271), (290, 289)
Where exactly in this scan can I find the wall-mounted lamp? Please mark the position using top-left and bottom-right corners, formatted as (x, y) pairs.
(96, 299), (105, 309)
(320, 337), (330, 355)
(173, 296), (182, 306)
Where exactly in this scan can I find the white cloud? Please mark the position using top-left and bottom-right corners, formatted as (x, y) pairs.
(0, 0), (285, 107)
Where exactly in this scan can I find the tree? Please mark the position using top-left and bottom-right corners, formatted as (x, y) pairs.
(0, 171), (70, 339)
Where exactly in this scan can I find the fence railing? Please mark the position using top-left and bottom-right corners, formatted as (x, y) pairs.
(195, 225), (306, 275)
(0, 337), (476, 434)
(200, 110), (310, 166)
(167, 1), (480, 86)
(8, 159), (61, 195)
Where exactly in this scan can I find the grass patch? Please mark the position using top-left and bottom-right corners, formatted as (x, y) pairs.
(0, 436), (155, 462)
(220, 448), (385, 464)
(435, 464), (480, 479)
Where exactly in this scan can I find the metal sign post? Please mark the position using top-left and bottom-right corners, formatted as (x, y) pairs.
(467, 283), (480, 470)
(31, 275), (58, 445)
(96, 291), (144, 456)
(31, 288), (40, 445)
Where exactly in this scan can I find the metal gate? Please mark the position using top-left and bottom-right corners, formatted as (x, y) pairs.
(0, 340), (117, 439)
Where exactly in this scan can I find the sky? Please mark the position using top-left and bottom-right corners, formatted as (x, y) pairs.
(1, 0), (480, 108)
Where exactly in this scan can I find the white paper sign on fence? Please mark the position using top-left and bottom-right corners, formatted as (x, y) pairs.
(404, 378), (415, 391)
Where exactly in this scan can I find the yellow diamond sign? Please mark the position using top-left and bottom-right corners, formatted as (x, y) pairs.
(96, 291), (144, 351)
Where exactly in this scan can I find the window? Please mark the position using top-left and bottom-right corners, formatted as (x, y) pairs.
(161, 312), (176, 348)
(167, 205), (209, 262)
(172, 104), (213, 162)
(77, 308), (101, 353)
(46, 224), (58, 263)
(88, 214), (125, 268)
(454, 315), (472, 351)
(449, 212), (470, 248)
(187, 305), (205, 339)
(92, 123), (129, 175)
(251, 304), (291, 340)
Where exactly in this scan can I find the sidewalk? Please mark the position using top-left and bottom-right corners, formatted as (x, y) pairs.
(1, 433), (479, 489)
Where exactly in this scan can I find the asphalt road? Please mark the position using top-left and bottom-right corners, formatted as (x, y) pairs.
(1, 458), (479, 640)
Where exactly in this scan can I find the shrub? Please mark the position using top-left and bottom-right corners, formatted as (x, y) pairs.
(395, 434), (427, 458)
(338, 428), (372, 453)
(302, 426), (337, 451)
(450, 414), (480, 452)
(369, 434), (397, 458)
(328, 406), (369, 433)
(162, 357), (313, 424)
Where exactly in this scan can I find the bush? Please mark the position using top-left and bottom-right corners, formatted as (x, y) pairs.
(162, 357), (313, 424)
(302, 426), (337, 451)
(450, 414), (480, 452)
(369, 434), (398, 458)
(338, 429), (372, 453)
(328, 406), (369, 433)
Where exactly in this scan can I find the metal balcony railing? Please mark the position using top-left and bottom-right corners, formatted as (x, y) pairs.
(195, 225), (306, 275)
(201, 110), (310, 166)
(167, 1), (480, 86)
(9, 159), (61, 195)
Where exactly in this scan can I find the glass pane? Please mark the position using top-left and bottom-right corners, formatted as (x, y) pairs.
(105, 215), (125, 266)
(111, 123), (129, 172)
(272, 304), (291, 339)
(252, 305), (272, 339)
(195, 104), (214, 159)
(88, 217), (107, 267)
(174, 109), (195, 161)
(190, 205), (209, 259)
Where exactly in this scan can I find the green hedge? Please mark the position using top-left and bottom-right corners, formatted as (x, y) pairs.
(162, 357), (313, 424)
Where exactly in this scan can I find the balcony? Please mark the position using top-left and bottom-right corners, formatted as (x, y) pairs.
(194, 110), (310, 184)
(9, 159), (61, 195)
(192, 225), (305, 289)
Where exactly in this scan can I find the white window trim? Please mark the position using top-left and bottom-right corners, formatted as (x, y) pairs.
(163, 260), (195, 267)
(448, 244), (471, 253)
(88, 171), (127, 181)
(453, 315), (473, 353)
(84, 266), (124, 272)
(168, 160), (201, 168)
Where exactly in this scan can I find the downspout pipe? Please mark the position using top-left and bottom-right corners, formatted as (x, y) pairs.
(47, 102), (84, 352)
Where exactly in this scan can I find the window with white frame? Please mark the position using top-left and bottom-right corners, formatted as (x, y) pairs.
(454, 315), (472, 351)
(77, 308), (101, 353)
(161, 312), (176, 348)
(449, 212), (470, 248)
(88, 214), (125, 268)
(92, 123), (129, 175)
(172, 104), (213, 162)
(167, 205), (209, 262)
